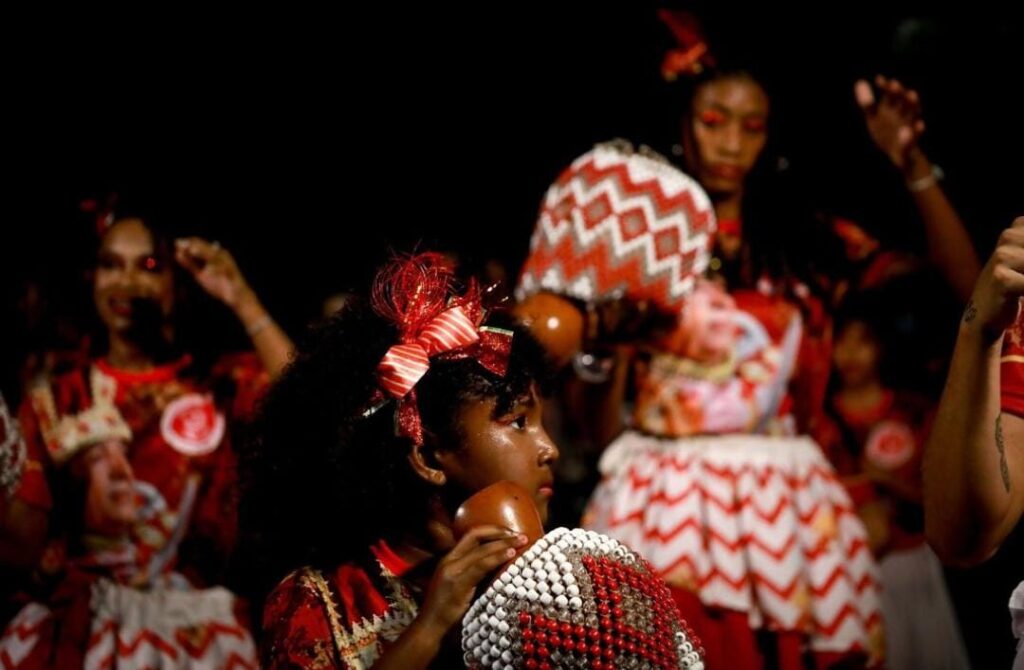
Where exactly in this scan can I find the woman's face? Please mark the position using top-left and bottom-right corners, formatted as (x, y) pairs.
(93, 218), (175, 337)
(436, 385), (559, 525)
(684, 75), (769, 196)
(77, 440), (137, 536)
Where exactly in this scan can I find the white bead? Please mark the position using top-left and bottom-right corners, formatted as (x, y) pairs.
(495, 607), (507, 620)
(522, 567), (534, 580)
(486, 603), (496, 615)
(555, 594), (569, 609)
(503, 584), (516, 597)
(526, 589), (539, 602)
(569, 596), (583, 610)
(544, 561), (558, 574)
(515, 586), (527, 599)
(536, 581), (549, 594)
(540, 592), (553, 606)
(560, 561), (573, 574)
(488, 631), (499, 644)
(501, 650), (513, 662)
(551, 582), (565, 596)
(499, 571), (512, 584)
(512, 576), (524, 588)
(497, 621), (509, 634)
(535, 569), (547, 583)
(567, 584), (580, 597)
(494, 594), (507, 607)
(498, 635), (511, 648)
(531, 558), (544, 571)
(524, 579), (537, 591)
(564, 574), (577, 586)
(489, 616), (500, 628)
(506, 564), (520, 577)
(481, 640), (492, 654)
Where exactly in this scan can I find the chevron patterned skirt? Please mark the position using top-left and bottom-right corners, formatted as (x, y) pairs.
(583, 432), (885, 668)
(0, 577), (258, 669)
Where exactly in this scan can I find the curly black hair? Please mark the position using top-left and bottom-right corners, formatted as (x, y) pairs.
(236, 295), (550, 601)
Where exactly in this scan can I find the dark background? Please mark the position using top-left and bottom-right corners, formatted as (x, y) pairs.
(4, 5), (1022, 666)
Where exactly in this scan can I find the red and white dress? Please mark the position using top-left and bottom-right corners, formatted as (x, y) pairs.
(584, 290), (884, 669)
(1003, 304), (1024, 670)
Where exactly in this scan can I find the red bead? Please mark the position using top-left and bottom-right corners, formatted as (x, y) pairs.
(600, 618), (613, 630)
(547, 619), (559, 633)
(592, 661), (604, 670)
(574, 625), (586, 639)
(627, 641), (637, 654)
(537, 646), (550, 660)
(576, 640), (588, 654)
(590, 643), (602, 656)
(525, 660), (538, 670)
(604, 647), (616, 660)
(588, 628), (600, 642)
(539, 664), (551, 670)
(616, 622), (626, 634)
(563, 636), (575, 650)
(613, 607), (624, 618)
(535, 632), (547, 646)
(534, 614), (546, 628)
(560, 622), (573, 636)
(597, 603), (610, 616)
(523, 642), (536, 656)
(549, 634), (561, 648)
(611, 592), (622, 603)
(602, 632), (614, 645)
(519, 612), (532, 626)
(595, 588), (608, 600)
(522, 629), (535, 641)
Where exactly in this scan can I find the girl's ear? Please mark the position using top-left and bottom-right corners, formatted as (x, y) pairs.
(408, 434), (447, 487)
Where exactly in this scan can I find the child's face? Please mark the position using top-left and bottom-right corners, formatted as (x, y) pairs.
(833, 321), (881, 388)
(77, 439), (138, 535)
(440, 385), (559, 525)
(663, 280), (740, 362)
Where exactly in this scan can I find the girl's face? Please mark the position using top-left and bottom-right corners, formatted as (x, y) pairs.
(75, 440), (137, 536)
(435, 385), (559, 524)
(93, 218), (175, 337)
(662, 280), (740, 363)
(833, 321), (882, 389)
(684, 75), (769, 196)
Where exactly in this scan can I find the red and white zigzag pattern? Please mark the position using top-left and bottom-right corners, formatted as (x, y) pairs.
(584, 432), (883, 655)
(84, 619), (257, 670)
(0, 603), (50, 669)
(518, 143), (715, 311)
(0, 584), (259, 670)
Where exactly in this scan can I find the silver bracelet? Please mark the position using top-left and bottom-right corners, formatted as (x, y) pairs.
(907, 164), (944, 193)
(246, 315), (273, 337)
